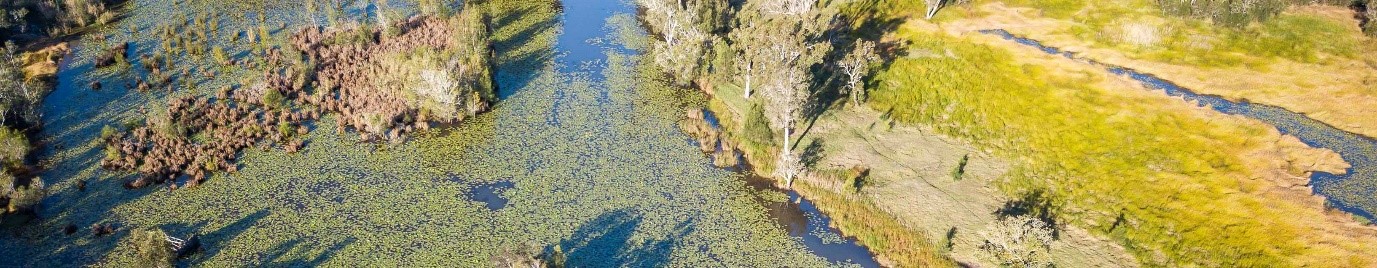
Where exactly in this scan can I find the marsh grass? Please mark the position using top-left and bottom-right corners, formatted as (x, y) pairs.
(868, 27), (1375, 266)
(998, 0), (1367, 67)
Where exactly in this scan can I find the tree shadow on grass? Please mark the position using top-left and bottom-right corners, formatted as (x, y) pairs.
(800, 137), (826, 168)
(994, 189), (1062, 239)
(796, 7), (908, 150)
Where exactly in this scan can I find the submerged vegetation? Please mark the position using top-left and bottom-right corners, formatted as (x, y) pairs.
(101, 6), (495, 189)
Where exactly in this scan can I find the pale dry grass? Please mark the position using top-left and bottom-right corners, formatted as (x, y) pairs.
(944, 3), (1377, 139)
(936, 11), (1377, 265)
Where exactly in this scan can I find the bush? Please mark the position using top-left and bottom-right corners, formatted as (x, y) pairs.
(951, 154), (968, 181)
(0, 170), (12, 199)
(212, 46), (230, 66)
(261, 89), (285, 110)
(127, 228), (175, 268)
(100, 124), (119, 141)
(6, 177), (43, 213)
(979, 215), (1054, 268)
(0, 127), (28, 166)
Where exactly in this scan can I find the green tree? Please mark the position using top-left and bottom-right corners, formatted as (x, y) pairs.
(979, 215), (1054, 268)
(128, 228), (176, 268)
(838, 40), (877, 108)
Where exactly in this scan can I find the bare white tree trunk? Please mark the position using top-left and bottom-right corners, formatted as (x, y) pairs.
(925, 0), (942, 19)
(743, 62), (753, 98)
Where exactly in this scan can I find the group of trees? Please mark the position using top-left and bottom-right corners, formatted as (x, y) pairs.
(1156, 0), (1377, 32)
(0, 38), (50, 223)
(639, 0), (880, 188)
(1, 0), (119, 42)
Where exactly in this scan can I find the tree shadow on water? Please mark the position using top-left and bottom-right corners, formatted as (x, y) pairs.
(254, 237), (356, 267)
(182, 209), (272, 264)
(488, 1), (562, 99)
(557, 209), (692, 267)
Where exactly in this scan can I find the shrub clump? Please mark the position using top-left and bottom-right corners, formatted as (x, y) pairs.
(103, 10), (496, 189)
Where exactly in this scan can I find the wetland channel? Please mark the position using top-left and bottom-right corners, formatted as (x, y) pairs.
(982, 29), (1377, 222)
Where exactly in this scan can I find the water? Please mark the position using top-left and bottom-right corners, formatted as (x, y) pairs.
(742, 175), (883, 268)
(2, 0), (883, 266)
(981, 29), (1377, 221)
(698, 107), (880, 267)
(468, 180), (515, 211)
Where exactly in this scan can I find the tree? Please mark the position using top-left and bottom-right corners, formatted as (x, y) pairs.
(128, 228), (176, 268)
(838, 40), (876, 108)
(639, 0), (710, 86)
(979, 215), (1054, 268)
(739, 0), (833, 188)
(7, 177), (43, 213)
(924, 0), (942, 19)
(759, 0), (814, 16)
(729, 20), (762, 99)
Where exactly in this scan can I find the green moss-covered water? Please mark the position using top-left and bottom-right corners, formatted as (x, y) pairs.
(2, 0), (852, 266)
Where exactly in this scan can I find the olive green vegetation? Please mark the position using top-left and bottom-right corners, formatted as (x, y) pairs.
(2, 0), (847, 266)
(951, 154), (968, 181)
(0, 28), (52, 221)
(126, 228), (175, 267)
(867, 26), (1365, 266)
(991, 0), (1366, 67)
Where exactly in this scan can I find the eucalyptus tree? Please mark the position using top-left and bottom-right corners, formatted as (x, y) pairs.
(728, 9), (765, 99)
(980, 215), (1055, 268)
(838, 40), (876, 107)
(638, 0), (715, 86)
(742, 0), (832, 188)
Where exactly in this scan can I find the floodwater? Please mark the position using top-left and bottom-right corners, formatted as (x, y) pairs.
(1, 0), (879, 266)
(982, 29), (1377, 221)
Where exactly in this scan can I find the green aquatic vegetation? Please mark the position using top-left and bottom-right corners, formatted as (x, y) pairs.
(4, 0), (851, 266)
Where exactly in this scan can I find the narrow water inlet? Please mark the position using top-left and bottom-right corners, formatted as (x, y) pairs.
(696, 108), (882, 267)
(980, 29), (1377, 221)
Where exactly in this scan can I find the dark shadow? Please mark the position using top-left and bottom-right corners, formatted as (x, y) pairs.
(559, 209), (642, 265)
(944, 226), (957, 251)
(183, 209), (272, 264)
(555, 209), (680, 267)
(799, 137), (825, 168)
(488, 1), (562, 99)
(258, 237), (355, 266)
(994, 189), (1061, 239)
